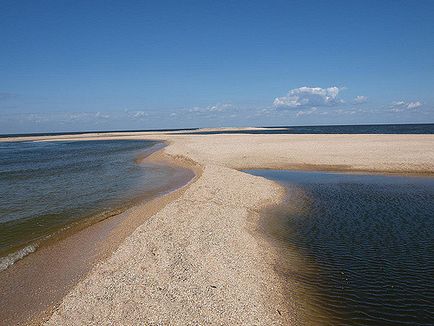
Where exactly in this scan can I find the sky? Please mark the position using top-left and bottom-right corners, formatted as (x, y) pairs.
(1, 0), (434, 133)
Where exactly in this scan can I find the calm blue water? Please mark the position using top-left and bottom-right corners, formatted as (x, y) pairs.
(0, 140), (192, 270)
(0, 128), (198, 138)
(182, 123), (434, 135)
(1, 124), (433, 138)
(246, 170), (434, 326)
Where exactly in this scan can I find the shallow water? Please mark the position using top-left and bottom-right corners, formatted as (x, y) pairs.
(0, 140), (187, 269)
(246, 170), (434, 325)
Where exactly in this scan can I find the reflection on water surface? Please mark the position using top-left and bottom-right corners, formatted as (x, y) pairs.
(246, 170), (434, 325)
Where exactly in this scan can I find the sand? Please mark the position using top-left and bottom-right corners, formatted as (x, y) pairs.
(0, 148), (194, 325)
(8, 132), (433, 174)
(1, 130), (433, 325)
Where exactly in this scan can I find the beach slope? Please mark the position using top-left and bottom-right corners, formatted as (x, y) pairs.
(2, 131), (433, 324)
(46, 164), (292, 325)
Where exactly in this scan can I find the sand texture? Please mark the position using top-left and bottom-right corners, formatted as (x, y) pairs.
(7, 132), (433, 174)
(2, 130), (433, 324)
(46, 165), (292, 325)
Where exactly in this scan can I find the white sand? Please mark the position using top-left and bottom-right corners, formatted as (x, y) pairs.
(3, 130), (433, 324)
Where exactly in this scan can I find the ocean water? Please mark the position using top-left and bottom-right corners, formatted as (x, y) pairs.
(0, 140), (192, 271)
(0, 128), (198, 139)
(246, 170), (434, 325)
(1, 124), (433, 139)
(180, 123), (434, 135)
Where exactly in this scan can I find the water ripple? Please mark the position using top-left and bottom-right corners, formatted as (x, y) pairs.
(247, 170), (434, 326)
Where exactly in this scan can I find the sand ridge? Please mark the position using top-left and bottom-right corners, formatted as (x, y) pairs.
(2, 130), (433, 324)
(6, 132), (433, 174)
(46, 164), (293, 325)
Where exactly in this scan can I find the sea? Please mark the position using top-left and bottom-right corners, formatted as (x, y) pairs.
(246, 170), (434, 326)
(0, 140), (192, 271)
(1, 123), (433, 324)
(1, 123), (433, 138)
(179, 123), (434, 135)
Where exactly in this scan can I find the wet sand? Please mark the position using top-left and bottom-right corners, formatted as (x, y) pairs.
(1, 130), (433, 325)
(0, 149), (196, 325)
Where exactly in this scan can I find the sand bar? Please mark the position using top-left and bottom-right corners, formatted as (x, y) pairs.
(1, 130), (433, 324)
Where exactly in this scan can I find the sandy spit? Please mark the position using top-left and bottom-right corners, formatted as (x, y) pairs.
(46, 163), (292, 325)
(2, 130), (433, 324)
(6, 132), (433, 174)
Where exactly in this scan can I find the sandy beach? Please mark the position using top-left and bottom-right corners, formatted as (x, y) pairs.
(1, 130), (434, 325)
(3, 0), (433, 323)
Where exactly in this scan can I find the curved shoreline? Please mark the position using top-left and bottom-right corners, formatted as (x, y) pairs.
(1, 130), (433, 324)
(0, 143), (198, 325)
(45, 147), (295, 325)
(129, 140), (296, 323)
(0, 141), (170, 269)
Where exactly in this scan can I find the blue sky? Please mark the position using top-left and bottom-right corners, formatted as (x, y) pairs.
(1, 0), (433, 133)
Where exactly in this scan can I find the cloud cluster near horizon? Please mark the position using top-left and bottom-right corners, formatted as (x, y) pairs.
(273, 86), (344, 109)
(270, 86), (428, 119)
(187, 103), (233, 114)
(272, 86), (369, 117)
(0, 85), (430, 134)
(389, 101), (422, 112)
(354, 95), (368, 104)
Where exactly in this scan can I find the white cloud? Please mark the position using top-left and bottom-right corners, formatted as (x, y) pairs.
(354, 95), (368, 104)
(255, 108), (275, 116)
(333, 108), (358, 115)
(25, 113), (50, 123)
(68, 112), (92, 121)
(95, 111), (110, 119)
(407, 101), (422, 109)
(296, 107), (318, 117)
(133, 111), (147, 118)
(390, 100), (422, 112)
(187, 103), (233, 113)
(392, 101), (405, 106)
(273, 86), (344, 109)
